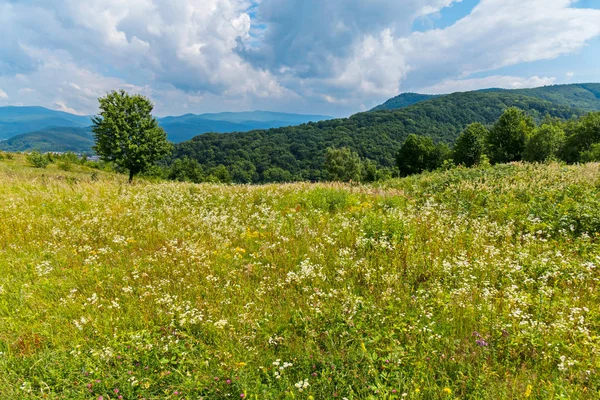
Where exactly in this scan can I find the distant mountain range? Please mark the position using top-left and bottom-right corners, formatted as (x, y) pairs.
(0, 106), (91, 140)
(158, 111), (332, 143)
(0, 109), (333, 152)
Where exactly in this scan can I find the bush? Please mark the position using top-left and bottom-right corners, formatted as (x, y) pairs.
(58, 161), (72, 171)
(168, 157), (205, 183)
(27, 151), (51, 168)
(580, 143), (600, 163)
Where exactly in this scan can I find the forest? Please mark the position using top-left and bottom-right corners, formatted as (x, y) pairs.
(168, 84), (600, 183)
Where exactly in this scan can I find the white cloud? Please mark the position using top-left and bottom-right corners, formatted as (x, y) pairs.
(0, 0), (599, 116)
(402, 0), (600, 88)
(419, 75), (557, 94)
(0, 88), (7, 99)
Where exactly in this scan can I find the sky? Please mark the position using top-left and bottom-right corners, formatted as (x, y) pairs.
(0, 0), (599, 117)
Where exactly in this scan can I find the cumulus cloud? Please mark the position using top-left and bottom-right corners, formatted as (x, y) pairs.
(0, 88), (8, 99)
(0, 0), (599, 115)
(402, 0), (600, 89)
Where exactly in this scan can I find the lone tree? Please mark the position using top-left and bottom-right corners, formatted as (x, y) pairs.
(92, 90), (173, 182)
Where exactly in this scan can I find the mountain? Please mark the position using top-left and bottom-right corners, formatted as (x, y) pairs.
(371, 93), (440, 111)
(174, 84), (599, 182)
(0, 127), (94, 153)
(0, 106), (91, 140)
(0, 106), (333, 146)
(158, 111), (333, 143)
(373, 83), (600, 112)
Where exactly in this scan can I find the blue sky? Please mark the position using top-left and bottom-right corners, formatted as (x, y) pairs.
(0, 0), (599, 117)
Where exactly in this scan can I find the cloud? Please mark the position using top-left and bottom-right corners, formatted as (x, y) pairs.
(419, 75), (557, 94)
(403, 0), (600, 89)
(0, 0), (599, 116)
(0, 88), (7, 99)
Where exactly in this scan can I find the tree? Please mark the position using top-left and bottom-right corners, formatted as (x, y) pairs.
(263, 167), (293, 183)
(396, 134), (445, 177)
(524, 124), (566, 162)
(92, 90), (173, 182)
(486, 107), (534, 164)
(453, 123), (487, 167)
(580, 143), (600, 163)
(561, 112), (600, 163)
(168, 157), (204, 183)
(324, 147), (363, 182)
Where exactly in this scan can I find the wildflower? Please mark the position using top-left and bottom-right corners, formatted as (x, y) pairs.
(295, 379), (310, 392)
(443, 387), (452, 395)
(525, 385), (533, 398)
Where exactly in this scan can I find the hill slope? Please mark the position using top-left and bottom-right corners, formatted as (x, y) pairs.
(174, 88), (588, 181)
(373, 83), (600, 112)
(371, 92), (440, 111)
(0, 126), (94, 153)
(1, 156), (599, 398)
(0, 106), (91, 139)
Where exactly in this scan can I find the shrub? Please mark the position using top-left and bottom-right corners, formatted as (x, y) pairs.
(58, 162), (72, 171)
(27, 151), (51, 168)
(580, 143), (600, 163)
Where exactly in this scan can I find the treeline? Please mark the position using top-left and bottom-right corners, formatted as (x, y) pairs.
(157, 108), (600, 184)
(170, 91), (587, 183)
(397, 108), (600, 177)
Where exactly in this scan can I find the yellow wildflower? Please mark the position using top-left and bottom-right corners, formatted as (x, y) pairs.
(443, 387), (452, 395)
(525, 385), (533, 398)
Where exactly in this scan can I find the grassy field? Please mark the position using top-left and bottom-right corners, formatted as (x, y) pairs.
(1, 153), (600, 399)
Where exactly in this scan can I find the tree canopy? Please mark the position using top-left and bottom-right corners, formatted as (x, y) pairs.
(93, 90), (173, 182)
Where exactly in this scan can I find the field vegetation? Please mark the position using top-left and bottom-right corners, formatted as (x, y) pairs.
(1, 153), (599, 398)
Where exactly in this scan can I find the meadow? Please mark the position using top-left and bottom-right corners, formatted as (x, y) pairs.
(1, 154), (599, 399)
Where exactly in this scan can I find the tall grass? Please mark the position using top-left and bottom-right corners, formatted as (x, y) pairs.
(1, 154), (599, 399)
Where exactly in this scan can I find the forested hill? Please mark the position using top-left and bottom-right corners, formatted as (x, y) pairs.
(372, 83), (600, 112)
(174, 88), (589, 182)
(370, 93), (440, 111)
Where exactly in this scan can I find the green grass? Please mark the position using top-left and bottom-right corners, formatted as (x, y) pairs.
(1, 154), (600, 399)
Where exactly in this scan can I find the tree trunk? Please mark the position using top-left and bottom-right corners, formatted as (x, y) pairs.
(129, 170), (134, 183)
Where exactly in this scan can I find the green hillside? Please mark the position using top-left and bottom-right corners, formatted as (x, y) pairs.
(0, 126), (94, 153)
(159, 111), (333, 143)
(372, 83), (600, 112)
(174, 87), (588, 182)
(370, 92), (440, 111)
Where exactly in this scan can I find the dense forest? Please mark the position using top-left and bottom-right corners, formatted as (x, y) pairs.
(172, 84), (600, 183)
